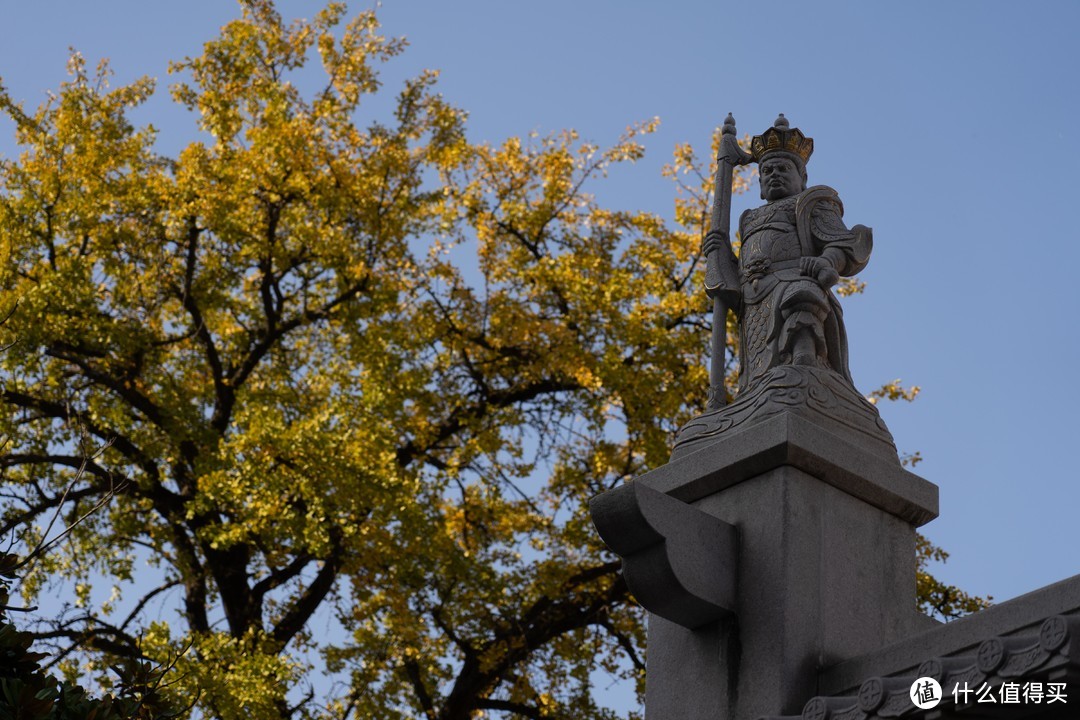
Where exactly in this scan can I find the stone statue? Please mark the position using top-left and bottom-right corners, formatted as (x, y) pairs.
(673, 115), (896, 460)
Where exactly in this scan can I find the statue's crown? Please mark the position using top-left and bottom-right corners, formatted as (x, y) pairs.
(750, 114), (814, 165)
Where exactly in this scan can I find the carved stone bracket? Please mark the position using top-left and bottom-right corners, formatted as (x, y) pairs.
(590, 479), (737, 629)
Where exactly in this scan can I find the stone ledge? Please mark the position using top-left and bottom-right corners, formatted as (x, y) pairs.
(644, 412), (937, 526)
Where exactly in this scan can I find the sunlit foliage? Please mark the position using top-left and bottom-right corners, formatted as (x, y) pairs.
(0, 2), (983, 718)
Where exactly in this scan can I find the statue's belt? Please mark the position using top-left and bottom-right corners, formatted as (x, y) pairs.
(741, 257), (801, 283)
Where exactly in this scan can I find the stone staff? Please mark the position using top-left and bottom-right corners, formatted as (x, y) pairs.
(703, 113), (749, 410)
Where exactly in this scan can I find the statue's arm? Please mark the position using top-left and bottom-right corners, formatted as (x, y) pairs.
(701, 209), (749, 259)
(702, 210), (745, 307)
(805, 199), (872, 284)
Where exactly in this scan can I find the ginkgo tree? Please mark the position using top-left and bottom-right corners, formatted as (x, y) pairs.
(0, 2), (985, 719)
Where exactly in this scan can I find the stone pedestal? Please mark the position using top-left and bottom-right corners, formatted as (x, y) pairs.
(590, 412), (938, 720)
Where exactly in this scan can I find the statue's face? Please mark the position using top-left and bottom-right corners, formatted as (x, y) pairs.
(759, 156), (805, 201)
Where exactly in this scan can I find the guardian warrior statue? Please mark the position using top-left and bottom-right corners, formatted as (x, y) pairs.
(674, 114), (895, 460)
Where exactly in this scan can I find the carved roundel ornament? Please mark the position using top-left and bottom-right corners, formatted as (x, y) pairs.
(857, 677), (886, 712)
(1040, 615), (1069, 652)
(801, 697), (827, 720)
(976, 638), (1005, 674)
(916, 658), (943, 681)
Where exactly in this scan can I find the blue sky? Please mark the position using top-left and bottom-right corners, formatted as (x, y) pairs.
(3, 0), (1078, 653)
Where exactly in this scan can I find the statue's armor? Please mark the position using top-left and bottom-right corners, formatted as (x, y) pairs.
(734, 185), (859, 388)
(740, 194), (802, 283)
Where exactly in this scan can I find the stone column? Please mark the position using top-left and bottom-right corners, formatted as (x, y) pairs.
(591, 412), (938, 720)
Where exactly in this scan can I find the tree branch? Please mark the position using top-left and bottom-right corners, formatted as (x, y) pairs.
(439, 562), (629, 720)
(252, 552), (314, 600)
(395, 377), (581, 469)
(474, 699), (543, 719)
(44, 343), (168, 431)
(0, 390), (162, 485)
(404, 658), (437, 720)
(270, 527), (344, 647)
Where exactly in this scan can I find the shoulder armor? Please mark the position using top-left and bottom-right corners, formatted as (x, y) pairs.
(796, 185), (850, 248)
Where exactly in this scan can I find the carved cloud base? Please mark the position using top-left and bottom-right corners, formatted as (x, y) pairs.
(672, 364), (897, 463)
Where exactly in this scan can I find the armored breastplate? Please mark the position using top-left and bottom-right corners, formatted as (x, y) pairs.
(741, 194), (801, 271)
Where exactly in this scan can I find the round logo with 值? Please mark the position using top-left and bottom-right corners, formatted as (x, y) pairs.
(909, 677), (942, 710)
